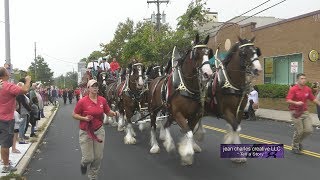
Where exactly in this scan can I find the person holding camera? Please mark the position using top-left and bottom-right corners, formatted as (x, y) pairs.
(0, 67), (31, 173)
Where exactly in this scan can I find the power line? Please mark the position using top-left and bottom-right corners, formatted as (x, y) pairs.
(205, 0), (272, 35)
(41, 53), (78, 65)
(202, 0), (288, 37)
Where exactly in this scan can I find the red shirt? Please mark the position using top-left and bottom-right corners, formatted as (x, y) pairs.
(286, 84), (315, 111)
(110, 61), (120, 72)
(0, 81), (23, 121)
(75, 89), (81, 95)
(74, 96), (110, 131)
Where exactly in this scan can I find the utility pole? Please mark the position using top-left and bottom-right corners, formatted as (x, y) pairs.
(34, 42), (37, 80)
(4, 0), (12, 79)
(147, 0), (169, 31)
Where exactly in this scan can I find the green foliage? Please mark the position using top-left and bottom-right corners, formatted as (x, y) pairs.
(0, 172), (25, 180)
(27, 55), (54, 86)
(54, 71), (78, 89)
(81, 0), (209, 66)
(102, 18), (134, 62)
(88, 51), (103, 61)
(177, 0), (209, 34)
(257, 84), (290, 98)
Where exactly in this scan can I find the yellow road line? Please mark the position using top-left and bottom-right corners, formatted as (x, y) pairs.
(203, 125), (320, 158)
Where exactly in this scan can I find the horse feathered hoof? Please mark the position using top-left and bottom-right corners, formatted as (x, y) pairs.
(159, 128), (166, 140)
(231, 158), (247, 163)
(117, 126), (125, 132)
(180, 154), (193, 166)
(150, 144), (160, 154)
(124, 135), (136, 145)
(163, 139), (176, 153)
(193, 142), (202, 153)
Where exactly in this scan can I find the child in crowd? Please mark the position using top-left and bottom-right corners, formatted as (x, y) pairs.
(12, 101), (23, 153)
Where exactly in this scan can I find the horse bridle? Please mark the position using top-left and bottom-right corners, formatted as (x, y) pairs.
(239, 43), (260, 73)
(177, 44), (212, 95)
(129, 63), (144, 82)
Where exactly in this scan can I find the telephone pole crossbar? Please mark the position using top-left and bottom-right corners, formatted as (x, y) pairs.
(147, 0), (169, 31)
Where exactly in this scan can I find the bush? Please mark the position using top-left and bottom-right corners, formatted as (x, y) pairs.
(257, 84), (290, 98)
(257, 81), (315, 98)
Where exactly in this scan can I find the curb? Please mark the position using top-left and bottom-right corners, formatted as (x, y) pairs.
(16, 104), (60, 175)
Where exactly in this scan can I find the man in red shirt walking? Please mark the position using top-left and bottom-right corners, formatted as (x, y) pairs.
(0, 67), (31, 173)
(286, 73), (320, 154)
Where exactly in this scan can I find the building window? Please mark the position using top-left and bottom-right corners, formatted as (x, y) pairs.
(264, 53), (303, 85)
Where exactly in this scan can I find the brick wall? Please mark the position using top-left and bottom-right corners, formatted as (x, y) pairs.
(209, 10), (320, 84)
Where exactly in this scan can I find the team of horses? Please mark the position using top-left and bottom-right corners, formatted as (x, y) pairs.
(93, 34), (262, 165)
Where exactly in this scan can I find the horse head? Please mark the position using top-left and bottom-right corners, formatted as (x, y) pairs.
(128, 63), (145, 90)
(148, 64), (163, 80)
(189, 34), (213, 81)
(237, 37), (262, 76)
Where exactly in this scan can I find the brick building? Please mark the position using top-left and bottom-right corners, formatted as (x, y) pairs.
(206, 10), (320, 84)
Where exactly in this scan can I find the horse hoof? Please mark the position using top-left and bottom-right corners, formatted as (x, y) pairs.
(163, 140), (175, 153)
(150, 145), (160, 154)
(181, 154), (193, 166)
(124, 136), (136, 145)
(231, 158), (247, 163)
(118, 126), (125, 132)
(193, 143), (202, 153)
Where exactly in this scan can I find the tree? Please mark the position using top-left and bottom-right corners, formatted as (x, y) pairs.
(54, 72), (78, 89)
(101, 18), (134, 63)
(28, 55), (54, 86)
(177, 0), (209, 33)
(88, 51), (103, 61)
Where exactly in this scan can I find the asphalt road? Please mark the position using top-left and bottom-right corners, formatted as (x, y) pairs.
(25, 100), (320, 180)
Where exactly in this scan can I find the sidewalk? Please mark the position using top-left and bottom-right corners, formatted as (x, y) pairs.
(256, 108), (320, 126)
(0, 104), (59, 177)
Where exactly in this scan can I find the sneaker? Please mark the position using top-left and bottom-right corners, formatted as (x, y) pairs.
(291, 148), (303, 155)
(80, 164), (87, 175)
(2, 165), (17, 173)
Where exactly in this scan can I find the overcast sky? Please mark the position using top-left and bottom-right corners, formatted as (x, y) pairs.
(1, 0), (320, 77)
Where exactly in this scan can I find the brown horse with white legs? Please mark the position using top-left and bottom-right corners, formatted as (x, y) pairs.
(148, 34), (213, 165)
(207, 37), (262, 163)
(104, 69), (127, 128)
(121, 63), (146, 144)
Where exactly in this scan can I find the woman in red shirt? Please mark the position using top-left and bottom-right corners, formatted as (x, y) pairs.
(72, 79), (116, 179)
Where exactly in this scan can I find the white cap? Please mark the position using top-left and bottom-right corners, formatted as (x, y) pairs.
(87, 79), (98, 88)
